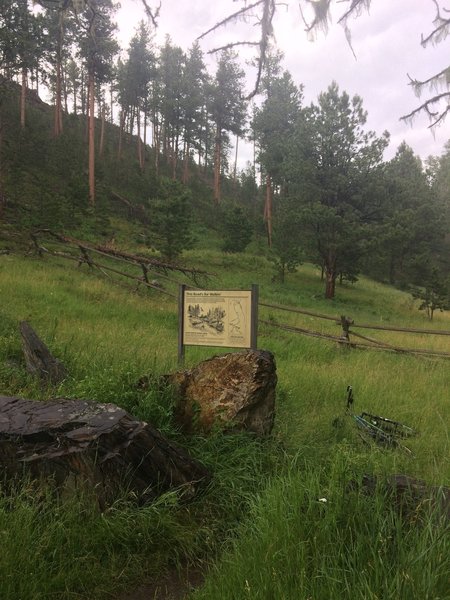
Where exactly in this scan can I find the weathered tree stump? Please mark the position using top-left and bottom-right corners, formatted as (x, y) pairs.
(19, 321), (67, 384)
(355, 474), (450, 522)
(139, 350), (277, 436)
(0, 395), (211, 506)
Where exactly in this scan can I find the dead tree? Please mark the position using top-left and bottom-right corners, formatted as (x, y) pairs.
(19, 321), (67, 384)
(0, 395), (211, 507)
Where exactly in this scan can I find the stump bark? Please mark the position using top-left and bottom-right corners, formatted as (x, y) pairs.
(0, 395), (210, 506)
(19, 321), (67, 384)
(142, 350), (277, 436)
(355, 474), (450, 521)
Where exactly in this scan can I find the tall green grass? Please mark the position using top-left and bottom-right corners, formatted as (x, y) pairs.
(0, 249), (449, 599)
(194, 450), (450, 600)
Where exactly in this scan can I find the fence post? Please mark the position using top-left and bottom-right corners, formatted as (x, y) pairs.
(178, 284), (186, 365)
(340, 315), (354, 346)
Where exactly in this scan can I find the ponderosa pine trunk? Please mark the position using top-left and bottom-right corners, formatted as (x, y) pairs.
(88, 70), (95, 206)
(20, 67), (27, 128)
(137, 105), (144, 171)
(118, 109), (126, 160)
(233, 134), (239, 185)
(182, 139), (189, 184)
(99, 103), (105, 158)
(143, 110), (147, 162)
(264, 174), (273, 247)
(54, 11), (63, 137)
(110, 86), (114, 124)
(324, 253), (337, 299)
(213, 125), (221, 204)
(0, 112), (3, 219)
(172, 130), (179, 180)
(54, 59), (63, 136)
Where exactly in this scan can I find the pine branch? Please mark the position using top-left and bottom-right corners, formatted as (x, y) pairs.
(245, 0), (276, 99)
(140, 0), (160, 28)
(207, 41), (260, 55)
(400, 91), (450, 128)
(407, 68), (450, 97)
(336, 0), (371, 26)
(197, 1), (265, 42)
(421, 0), (450, 47)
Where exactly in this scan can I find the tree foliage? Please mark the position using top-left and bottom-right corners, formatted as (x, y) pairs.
(287, 82), (389, 299)
(149, 177), (194, 260)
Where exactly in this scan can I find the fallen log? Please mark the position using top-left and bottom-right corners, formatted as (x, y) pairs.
(0, 395), (211, 506)
(351, 474), (450, 522)
(19, 321), (67, 384)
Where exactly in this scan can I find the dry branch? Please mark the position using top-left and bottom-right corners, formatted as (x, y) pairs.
(32, 229), (212, 285)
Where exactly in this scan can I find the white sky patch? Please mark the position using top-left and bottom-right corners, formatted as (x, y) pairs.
(117, 0), (449, 167)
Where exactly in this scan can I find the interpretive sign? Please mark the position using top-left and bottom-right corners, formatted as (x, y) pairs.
(178, 285), (258, 362)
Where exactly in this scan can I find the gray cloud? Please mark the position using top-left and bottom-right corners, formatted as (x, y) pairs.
(118, 0), (449, 165)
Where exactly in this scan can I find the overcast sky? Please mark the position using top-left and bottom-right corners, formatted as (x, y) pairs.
(117, 0), (449, 166)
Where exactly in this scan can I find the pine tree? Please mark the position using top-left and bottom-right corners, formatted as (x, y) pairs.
(209, 50), (247, 204)
(252, 53), (302, 245)
(77, 0), (118, 205)
(286, 82), (389, 299)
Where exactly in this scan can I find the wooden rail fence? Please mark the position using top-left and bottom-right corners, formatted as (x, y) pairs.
(259, 302), (450, 359)
(30, 231), (449, 359)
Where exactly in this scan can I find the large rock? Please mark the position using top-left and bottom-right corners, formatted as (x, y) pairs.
(0, 395), (210, 506)
(170, 350), (277, 436)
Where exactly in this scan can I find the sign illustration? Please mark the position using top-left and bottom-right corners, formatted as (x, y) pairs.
(183, 289), (253, 348)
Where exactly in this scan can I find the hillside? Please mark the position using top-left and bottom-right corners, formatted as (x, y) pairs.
(1, 63), (449, 600)
(0, 235), (449, 598)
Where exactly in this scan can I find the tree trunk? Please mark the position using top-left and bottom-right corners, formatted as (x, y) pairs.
(110, 85), (114, 124)
(19, 321), (67, 384)
(0, 112), (3, 220)
(137, 105), (144, 171)
(80, 70), (85, 116)
(172, 129), (179, 180)
(62, 68), (68, 117)
(88, 70), (95, 206)
(233, 134), (239, 184)
(20, 67), (27, 128)
(0, 395), (211, 508)
(264, 174), (273, 247)
(324, 254), (337, 299)
(213, 125), (221, 204)
(118, 109), (126, 160)
(182, 139), (189, 184)
(143, 110), (147, 164)
(99, 103), (105, 158)
(54, 57), (63, 136)
(154, 126), (160, 175)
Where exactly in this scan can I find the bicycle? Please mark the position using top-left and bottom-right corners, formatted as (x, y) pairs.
(345, 386), (418, 453)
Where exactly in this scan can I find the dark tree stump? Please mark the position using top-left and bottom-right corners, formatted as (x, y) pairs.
(19, 321), (67, 384)
(354, 474), (450, 522)
(0, 395), (211, 506)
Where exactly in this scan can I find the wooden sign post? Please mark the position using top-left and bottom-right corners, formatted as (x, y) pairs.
(178, 284), (258, 364)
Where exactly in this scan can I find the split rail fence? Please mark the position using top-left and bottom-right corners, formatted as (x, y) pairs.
(31, 230), (450, 360)
(259, 302), (450, 359)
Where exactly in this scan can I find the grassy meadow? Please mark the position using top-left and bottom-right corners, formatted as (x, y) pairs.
(0, 246), (449, 600)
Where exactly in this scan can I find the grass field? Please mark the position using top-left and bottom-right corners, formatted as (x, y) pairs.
(0, 247), (449, 599)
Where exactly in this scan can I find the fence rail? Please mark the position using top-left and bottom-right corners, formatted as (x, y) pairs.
(30, 231), (449, 359)
(259, 301), (450, 336)
(31, 230), (212, 299)
(259, 300), (450, 359)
